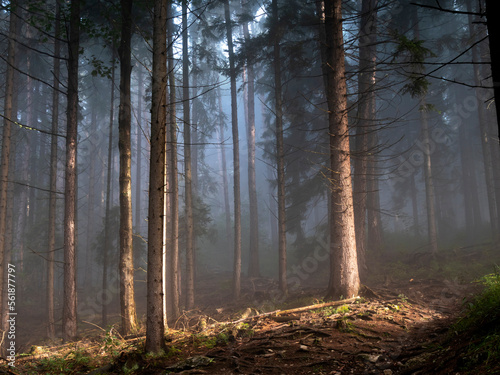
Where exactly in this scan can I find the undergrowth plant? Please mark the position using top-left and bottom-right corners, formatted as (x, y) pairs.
(453, 267), (500, 370)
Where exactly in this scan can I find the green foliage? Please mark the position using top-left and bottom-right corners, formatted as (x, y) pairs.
(37, 349), (92, 373)
(453, 268), (500, 370)
(392, 32), (436, 97)
(320, 304), (349, 317)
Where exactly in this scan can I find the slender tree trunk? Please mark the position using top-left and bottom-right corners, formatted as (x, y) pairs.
(241, 3), (260, 278)
(118, 0), (138, 335)
(468, 0), (499, 237)
(84, 111), (97, 288)
(412, 13), (438, 255)
(322, 0), (360, 300)
(366, 130), (383, 254)
(484, 0), (500, 137)
(419, 100), (438, 254)
(218, 88), (232, 246)
(353, 0), (377, 280)
(63, 0), (81, 341)
(135, 66), (143, 233)
(272, 0), (287, 295)
(119, 0), (134, 290)
(0, 0), (19, 345)
(182, 0), (195, 310)
(47, 0), (61, 337)
(102, 58), (116, 327)
(410, 172), (420, 238)
(146, 0), (167, 354)
(223, 0), (242, 300)
(167, 3), (180, 319)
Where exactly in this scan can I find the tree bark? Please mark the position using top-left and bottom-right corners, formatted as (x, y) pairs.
(0, 0), (19, 345)
(63, 0), (81, 342)
(84, 110), (98, 288)
(183, 0), (195, 310)
(146, 0), (167, 354)
(223, 0), (242, 300)
(484, 0), (500, 137)
(47, 0), (61, 337)
(135, 66), (144, 233)
(322, 0), (360, 300)
(167, 2), (180, 320)
(218, 88), (232, 247)
(272, 0), (287, 296)
(242, 0), (260, 278)
(353, 0), (377, 280)
(118, 0), (138, 335)
(468, 0), (499, 237)
(419, 99), (438, 254)
(103, 54), (116, 327)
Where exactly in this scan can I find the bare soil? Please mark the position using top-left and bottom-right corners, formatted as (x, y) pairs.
(6, 274), (497, 375)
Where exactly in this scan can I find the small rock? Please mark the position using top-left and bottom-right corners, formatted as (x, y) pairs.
(383, 370), (393, 375)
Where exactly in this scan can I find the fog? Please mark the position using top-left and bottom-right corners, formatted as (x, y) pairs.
(0, 0), (499, 348)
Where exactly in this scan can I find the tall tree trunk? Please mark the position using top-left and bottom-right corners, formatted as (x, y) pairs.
(0, 0), (19, 345)
(366, 130), (383, 254)
(84, 110), (98, 288)
(167, 3), (180, 319)
(484, 0), (500, 137)
(63, 0), (81, 342)
(218, 88), (232, 246)
(272, 0), (287, 295)
(223, 0), (242, 300)
(102, 59), (116, 328)
(419, 100), (438, 254)
(135, 65), (143, 233)
(146, 0), (167, 354)
(182, 0), (195, 310)
(118, 0), (138, 335)
(353, 0), (377, 280)
(410, 172), (420, 238)
(468, 0), (499, 237)
(322, 0), (360, 300)
(412, 12), (438, 255)
(242, 1), (260, 278)
(47, 0), (61, 337)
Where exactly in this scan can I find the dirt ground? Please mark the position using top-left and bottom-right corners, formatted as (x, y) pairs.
(6, 273), (497, 375)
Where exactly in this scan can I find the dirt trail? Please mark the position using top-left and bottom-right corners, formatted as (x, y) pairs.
(10, 277), (483, 374)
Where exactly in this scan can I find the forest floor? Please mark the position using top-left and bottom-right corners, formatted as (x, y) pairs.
(3, 269), (500, 375)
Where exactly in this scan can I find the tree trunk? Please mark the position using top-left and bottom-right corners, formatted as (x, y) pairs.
(468, 0), (499, 237)
(102, 55), (116, 328)
(272, 0), (287, 296)
(183, 0), (195, 310)
(322, 0), (360, 300)
(485, 0), (500, 137)
(118, 0), (138, 335)
(0, 0), (19, 344)
(223, 0), (242, 300)
(419, 100), (438, 254)
(63, 0), (81, 342)
(353, 0), (377, 280)
(146, 0), (167, 354)
(167, 3), (180, 319)
(47, 0), (61, 337)
(84, 110), (98, 288)
(410, 172), (420, 237)
(218, 88), (232, 247)
(135, 66), (144, 233)
(366, 130), (383, 254)
(242, 0), (260, 278)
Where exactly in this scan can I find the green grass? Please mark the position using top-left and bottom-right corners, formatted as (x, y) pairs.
(453, 267), (500, 371)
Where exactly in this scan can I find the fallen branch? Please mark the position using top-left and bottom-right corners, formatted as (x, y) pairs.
(275, 296), (360, 316)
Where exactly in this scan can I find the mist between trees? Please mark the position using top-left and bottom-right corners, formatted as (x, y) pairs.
(0, 0), (499, 354)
